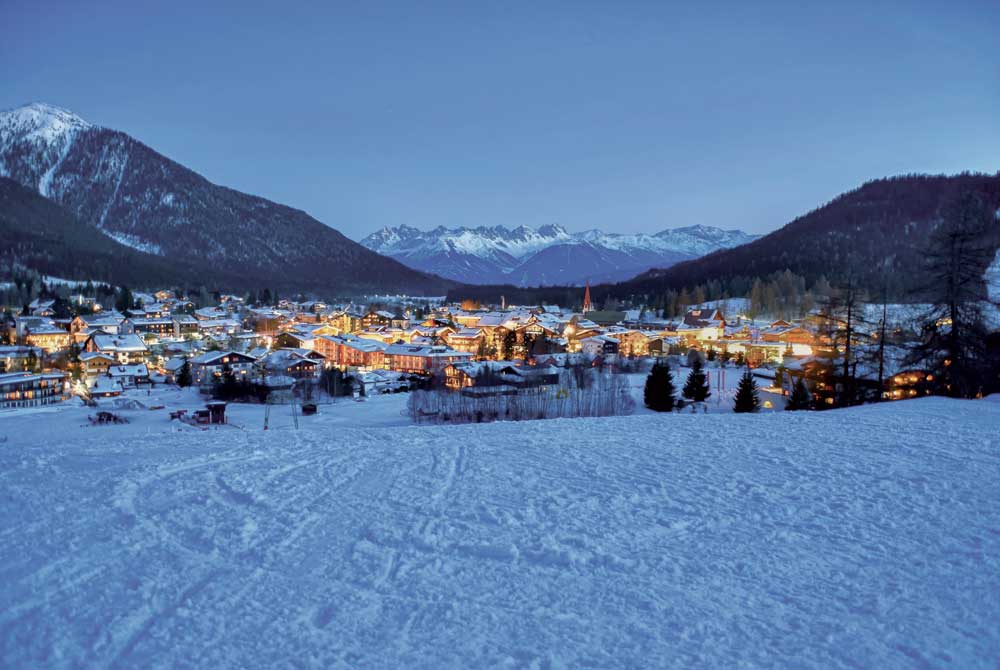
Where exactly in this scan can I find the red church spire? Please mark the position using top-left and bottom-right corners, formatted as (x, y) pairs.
(582, 281), (592, 313)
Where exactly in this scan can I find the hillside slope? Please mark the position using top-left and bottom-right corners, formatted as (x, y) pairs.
(0, 103), (453, 295)
(622, 173), (1000, 297)
(1, 396), (998, 667)
(0, 177), (230, 288)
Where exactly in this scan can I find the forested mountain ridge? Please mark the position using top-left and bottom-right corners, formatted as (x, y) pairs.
(0, 177), (216, 288)
(622, 173), (1000, 298)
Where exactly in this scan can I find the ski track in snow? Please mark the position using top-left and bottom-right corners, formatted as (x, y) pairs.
(1, 398), (999, 668)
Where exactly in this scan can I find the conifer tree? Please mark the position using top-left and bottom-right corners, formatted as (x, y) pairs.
(733, 368), (760, 413)
(682, 356), (711, 402)
(644, 362), (676, 412)
(177, 360), (193, 388)
(785, 377), (810, 411)
(907, 192), (997, 398)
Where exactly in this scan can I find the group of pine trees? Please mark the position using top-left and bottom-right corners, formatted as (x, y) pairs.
(644, 356), (762, 413)
(644, 357), (763, 413)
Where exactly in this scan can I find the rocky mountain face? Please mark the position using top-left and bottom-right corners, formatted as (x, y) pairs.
(0, 103), (453, 295)
(360, 223), (759, 286)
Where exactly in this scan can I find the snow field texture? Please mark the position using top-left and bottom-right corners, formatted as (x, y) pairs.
(1, 397), (999, 668)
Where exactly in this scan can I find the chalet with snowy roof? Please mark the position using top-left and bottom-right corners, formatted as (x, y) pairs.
(580, 335), (620, 357)
(0, 371), (69, 409)
(258, 349), (321, 380)
(355, 327), (400, 345)
(384, 344), (474, 375)
(14, 315), (48, 339)
(194, 307), (228, 321)
(354, 369), (410, 396)
(79, 351), (118, 381)
(172, 314), (200, 336)
(314, 335), (387, 370)
(70, 313), (125, 339)
(760, 322), (814, 346)
(195, 318), (241, 337)
(602, 329), (650, 357)
(24, 323), (72, 353)
(125, 317), (174, 336)
(189, 351), (256, 387)
(163, 356), (188, 384)
(446, 328), (485, 354)
(84, 333), (148, 364)
(245, 309), (286, 337)
(28, 298), (56, 317)
(107, 363), (151, 390)
(274, 331), (316, 350)
(677, 308), (726, 342)
(361, 310), (396, 329)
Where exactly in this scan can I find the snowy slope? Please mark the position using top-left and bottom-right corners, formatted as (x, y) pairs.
(2, 397), (999, 668)
(361, 224), (759, 285)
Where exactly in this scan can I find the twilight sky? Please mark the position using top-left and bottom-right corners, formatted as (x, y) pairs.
(3, 1), (999, 239)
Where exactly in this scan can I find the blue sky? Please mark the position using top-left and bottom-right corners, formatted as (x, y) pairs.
(3, 1), (998, 239)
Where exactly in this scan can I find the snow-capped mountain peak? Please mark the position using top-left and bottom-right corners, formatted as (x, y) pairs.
(359, 223), (760, 286)
(0, 102), (91, 143)
(0, 103), (93, 195)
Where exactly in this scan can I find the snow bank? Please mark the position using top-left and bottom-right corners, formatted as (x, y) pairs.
(1, 398), (999, 668)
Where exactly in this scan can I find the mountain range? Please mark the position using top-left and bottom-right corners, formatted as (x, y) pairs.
(0, 103), (453, 295)
(449, 172), (1000, 306)
(360, 224), (759, 285)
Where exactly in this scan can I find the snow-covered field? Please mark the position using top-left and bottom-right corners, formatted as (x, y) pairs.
(2, 396), (999, 668)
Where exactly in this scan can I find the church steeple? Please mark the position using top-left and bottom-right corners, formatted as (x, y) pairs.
(582, 281), (592, 313)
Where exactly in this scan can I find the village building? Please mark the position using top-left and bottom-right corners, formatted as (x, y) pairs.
(384, 343), (474, 375)
(172, 314), (201, 337)
(188, 351), (257, 387)
(106, 363), (151, 390)
(125, 317), (175, 337)
(314, 335), (387, 371)
(580, 335), (620, 357)
(258, 349), (322, 380)
(354, 369), (411, 396)
(677, 308), (727, 342)
(603, 329), (649, 357)
(0, 371), (69, 409)
(84, 333), (149, 364)
(446, 328), (485, 355)
(23, 324), (73, 353)
(79, 351), (118, 382)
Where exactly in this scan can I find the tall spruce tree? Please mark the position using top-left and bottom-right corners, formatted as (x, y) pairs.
(644, 362), (676, 412)
(785, 377), (811, 411)
(733, 368), (760, 413)
(907, 192), (998, 398)
(682, 356), (711, 402)
(176, 360), (193, 388)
